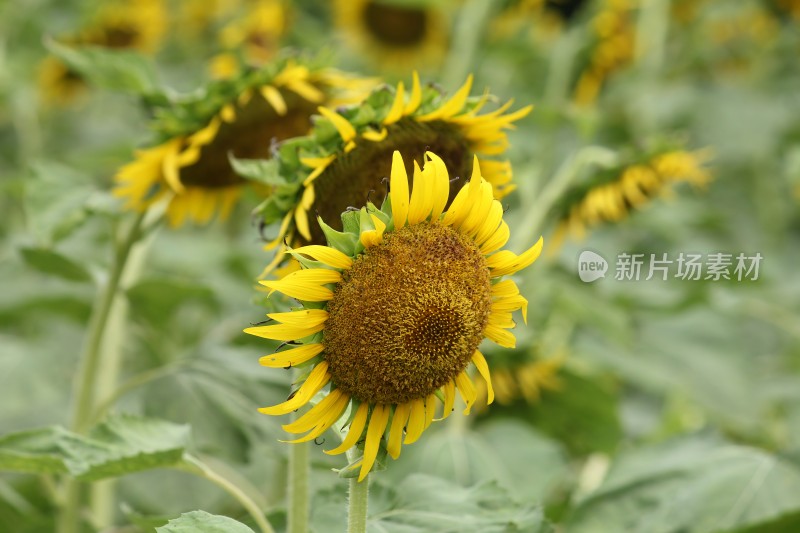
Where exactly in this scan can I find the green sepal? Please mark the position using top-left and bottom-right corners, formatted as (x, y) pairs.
(228, 155), (286, 186)
(318, 217), (358, 256)
(341, 209), (361, 235)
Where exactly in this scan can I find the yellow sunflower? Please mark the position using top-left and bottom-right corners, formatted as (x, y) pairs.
(490, 0), (589, 44)
(574, 0), (637, 106)
(474, 351), (565, 409)
(245, 151), (543, 481)
(255, 73), (531, 260)
(334, 0), (449, 70)
(210, 0), (287, 79)
(38, 0), (167, 105)
(552, 149), (712, 248)
(113, 57), (372, 227)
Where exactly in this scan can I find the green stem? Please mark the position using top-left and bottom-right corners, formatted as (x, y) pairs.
(58, 211), (147, 533)
(345, 449), (369, 533)
(181, 455), (275, 533)
(442, 0), (495, 89)
(287, 434), (310, 533)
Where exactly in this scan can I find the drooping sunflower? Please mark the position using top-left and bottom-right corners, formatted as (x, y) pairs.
(333, 0), (449, 70)
(551, 149), (712, 248)
(38, 0), (167, 105)
(210, 0), (287, 79)
(473, 350), (565, 410)
(573, 0), (637, 106)
(113, 56), (372, 227)
(245, 151), (543, 481)
(490, 0), (589, 44)
(253, 73), (531, 258)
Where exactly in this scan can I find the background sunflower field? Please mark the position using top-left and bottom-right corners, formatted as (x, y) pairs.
(1, 0), (799, 532)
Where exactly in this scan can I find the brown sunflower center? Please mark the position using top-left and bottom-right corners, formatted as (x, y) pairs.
(179, 90), (318, 189)
(363, 1), (428, 47)
(323, 222), (492, 405)
(544, 0), (587, 21)
(306, 118), (470, 244)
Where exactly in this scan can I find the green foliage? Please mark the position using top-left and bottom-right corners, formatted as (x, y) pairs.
(0, 416), (189, 481)
(567, 433), (800, 533)
(19, 247), (92, 282)
(156, 510), (255, 533)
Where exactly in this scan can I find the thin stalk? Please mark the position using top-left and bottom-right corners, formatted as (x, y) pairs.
(58, 211), (148, 533)
(345, 449), (369, 533)
(442, 0), (495, 89)
(181, 455), (275, 533)
(286, 413), (310, 533)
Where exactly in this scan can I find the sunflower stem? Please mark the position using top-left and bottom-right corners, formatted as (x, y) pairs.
(58, 210), (148, 533)
(287, 416), (310, 533)
(442, 0), (495, 89)
(345, 449), (369, 533)
(181, 455), (275, 533)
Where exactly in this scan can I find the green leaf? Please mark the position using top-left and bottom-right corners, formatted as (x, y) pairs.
(44, 39), (159, 94)
(228, 156), (286, 186)
(312, 473), (551, 533)
(567, 433), (800, 533)
(19, 247), (92, 283)
(24, 161), (95, 244)
(126, 277), (219, 327)
(0, 416), (190, 481)
(156, 510), (255, 533)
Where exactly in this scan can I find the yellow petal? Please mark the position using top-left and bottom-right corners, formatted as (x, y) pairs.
(407, 160), (431, 225)
(362, 128), (388, 142)
(259, 343), (325, 368)
(318, 106), (356, 142)
(440, 380), (455, 420)
(289, 245), (353, 269)
(325, 402), (368, 455)
(390, 151), (409, 229)
(383, 81), (405, 125)
(260, 85), (288, 116)
(480, 220), (510, 255)
(280, 392), (350, 444)
(266, 309), (329, 327)
(359, 404), (391, 481)
(425, 152), (450, 221)
(418, 74), (473, 122)
(286, 79), (325, 103)
(282, 389), (345, 433)
(386, 403), (411, 460)
(424, 394), (437, 429)
(259, 268), (341, 302)
(404, 398), (426, 444)
(484, 324), (516, 348)
(404, 71), (422, 115)
(472, 351), (494, 405)
(487, 237), (544, 277)
(258, 362), (330, 415)
(475, 201), (503, 245)
(455, 371), (477, 414)
(245, 321), (325, 342)
(302, 155), (336, 186)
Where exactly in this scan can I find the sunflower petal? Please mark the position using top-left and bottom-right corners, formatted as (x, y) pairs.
(455, 371), (477, 414)
(258, 362), (330, 415)
(390, 151), (410, 229)
(359, 404), (390, 481)
(259, 343), (325, 368)
(288, 245), (353, 269)
(383, 81), (405, 125)
(325, 402), (369, 455)
(472, 350), (494, 405)
(387, 403), (411, 459)
(404, 398), (426, 444)
(318, 106), (356, 143)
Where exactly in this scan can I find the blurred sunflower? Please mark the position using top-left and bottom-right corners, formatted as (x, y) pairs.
(334, 0), (449, 70)
(551, 149), (712, 248)
(474, 351), (566, 410)
(114, 56), (371, 227)
(38, 0), (167, 105)
(254, 73), (531, 259)
(246, 151), (543, 481)
(491, 0), (589, 44)
(210, 0), (287, 79)
(574, 0), (636, 106)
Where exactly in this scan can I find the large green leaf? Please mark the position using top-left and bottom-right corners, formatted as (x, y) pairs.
(567, 433), (800, 533)
(0, 415), (190, 481)
(312, 473), (551, 533)
(18, 247), (92, 283)
(156, 511), (255, 533)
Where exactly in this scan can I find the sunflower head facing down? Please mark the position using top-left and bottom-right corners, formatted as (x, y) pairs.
(334, 0), (448, 70)
(113, 55), (371, 227)
(252, 73), (531, 261)
(245, 151), (543, 481)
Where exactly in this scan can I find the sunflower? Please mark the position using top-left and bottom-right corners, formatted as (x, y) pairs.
(38, 0), (167, 105)
(490, 0), (589, 44)
(245, 151), (543, 481)
(333, 0), (449, 70)
(253, 73), (531, 259)
(113, 56), (372, 227)
(210, 0), (287, 79)
(551, 149), (712, 248)
(474, 351), (565, 410)
(574, 0), (637, 106)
